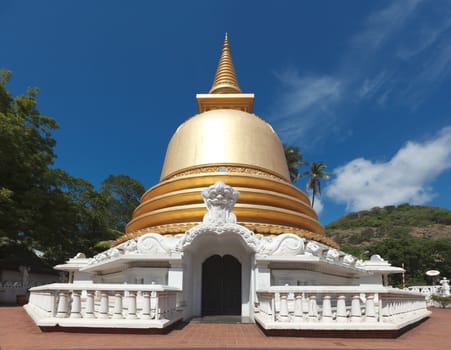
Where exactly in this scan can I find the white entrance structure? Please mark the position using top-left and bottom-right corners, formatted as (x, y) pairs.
(25, 36), (430, 337)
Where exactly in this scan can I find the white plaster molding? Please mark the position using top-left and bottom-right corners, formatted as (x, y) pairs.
(137, 233), (182, 255)
(258, 233), (305, 256)
(179, 181), (260, 253)
(325, 248), (340, 262)
(305, 241), (321, 256)
(181, 223), (259, 252)
(87, 234), (183, 266)
(343, 254), (356, 266)
(201, 181), (239, 225)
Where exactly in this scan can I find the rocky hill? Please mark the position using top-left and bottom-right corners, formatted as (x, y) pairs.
(325, 204), (451, 246)
(325, 204), (451, 286)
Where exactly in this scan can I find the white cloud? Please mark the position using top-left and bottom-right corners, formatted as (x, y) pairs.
(352, 0), (423, 51)
(313, 197), (324, 215)
(270, 70), (343, 146)
(325, 127), (451, 211)
(270, 1), (451, 148)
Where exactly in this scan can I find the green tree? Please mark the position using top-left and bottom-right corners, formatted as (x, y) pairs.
(0, 69), (145, 263)
(283, 144), (308, 183)
(0, 69), (59, 242)
(304, 162), (330, 207)
(100, 175), (144, 233)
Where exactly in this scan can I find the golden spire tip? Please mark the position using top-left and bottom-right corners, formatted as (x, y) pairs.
(209, 34), (241, 94)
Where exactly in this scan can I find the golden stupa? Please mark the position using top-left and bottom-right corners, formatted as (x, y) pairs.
(118, 35), (336, 248)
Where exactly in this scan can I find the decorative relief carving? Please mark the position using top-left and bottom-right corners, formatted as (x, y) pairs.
(88, 233), (183, 265)
(343, 254), (356, 266)
(137, 233), (182, 254)
(202, 181), (239, 225)
(326, 248), (340, 261)
(180, 222), (259, 252)
(306, 241), (321, 256)
(165, 165), (287, 182)
(179, 182), (260, 252)
(259, 233), (305, 256)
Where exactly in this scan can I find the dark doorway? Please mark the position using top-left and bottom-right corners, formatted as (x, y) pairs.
(201, 254), (241, 316)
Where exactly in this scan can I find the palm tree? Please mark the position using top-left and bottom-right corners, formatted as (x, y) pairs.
(304, 162), (330, 207)
(283, 144), (308, 183)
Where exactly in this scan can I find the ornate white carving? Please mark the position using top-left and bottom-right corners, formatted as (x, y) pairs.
(137, 233), (182, 254)
(343, 254), (356, 266)
(259, 233), (305, 256)
(179, 182), (260, 252)
(202, 181), (239, 225)
(181, 223), (259, 252)
(73, 253), (86, 259)
(326, 248), (340, 261)
(120, 239), (138, 254)
(88, 234), (183, 265)
(305, 241), (321, 256)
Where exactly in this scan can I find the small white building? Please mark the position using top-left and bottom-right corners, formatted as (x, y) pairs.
(25, 36), (430, 337)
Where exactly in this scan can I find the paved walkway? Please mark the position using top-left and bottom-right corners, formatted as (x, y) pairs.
(0, 307), (449, 350)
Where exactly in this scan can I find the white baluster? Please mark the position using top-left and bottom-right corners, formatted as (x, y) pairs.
(336, 294), (347, 322)
(98, 292), (110, 319)
(308, 294), (318, 322)
(294, 293), (303, 321)
(84, 290), (96, 318)
(127, 291), (138, 319)
(270, 294), (276, 322)
(279, 293), (289, 322)
(152, 291), (159, 319)
(302, 293), (309, 320)
(141, 291), (151, 319)
(321, 294), (332, 322)
(365, 294), (376, 322)
(56, 291), (69, 318)
(70, 290), (82, 318)
(351, 294), (361, 322)
(112, 291), (124, 319)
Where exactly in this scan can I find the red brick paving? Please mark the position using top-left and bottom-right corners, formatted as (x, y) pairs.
(0, 306), (449, 350)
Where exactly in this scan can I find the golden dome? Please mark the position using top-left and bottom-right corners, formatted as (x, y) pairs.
(160, 109), (290, 182)
(118, 35), (336, 248)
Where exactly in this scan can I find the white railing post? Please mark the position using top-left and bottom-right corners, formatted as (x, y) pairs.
(302, 293), (309, 320)
(336, 294), (347, 322)
(321, 294), (332, 322)
(51, 290), (58, 317)
(279, 292), (289, 322)
(270, 294), (276, 322)
(112, 291), (124, 319)
(308, 294), (318, 322)
(294, 292), (303, 321)
(365, 293), (376, 322)
(151, 291), (159, 319)
(98, 291), (110, 319)
(127, 291), (138, 319)
(351, 294), (362, 322)
(141, 291), (151, 319)
(56, 291), (69, 318)
(84, 290), (96, 318)
(70, 290), (82, 318)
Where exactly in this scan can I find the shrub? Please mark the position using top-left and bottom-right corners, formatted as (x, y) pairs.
(430, 294), (451, 308)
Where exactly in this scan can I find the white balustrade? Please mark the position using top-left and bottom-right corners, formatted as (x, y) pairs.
(27, 283), (182, 329)
(255, 285), (429, 330)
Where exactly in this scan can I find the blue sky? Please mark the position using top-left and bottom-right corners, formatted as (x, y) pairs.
(2, 0), (451, 225)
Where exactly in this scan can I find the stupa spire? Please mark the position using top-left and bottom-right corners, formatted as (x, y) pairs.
(209, 33), (242, 94)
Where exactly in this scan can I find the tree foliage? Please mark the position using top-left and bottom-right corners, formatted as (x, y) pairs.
(304, 162), (330, 207)
(0, 70), (145, 264)
(330, 204), (451, 286)
(283, 144), (308, 183)
(327, 204), (451, 230)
